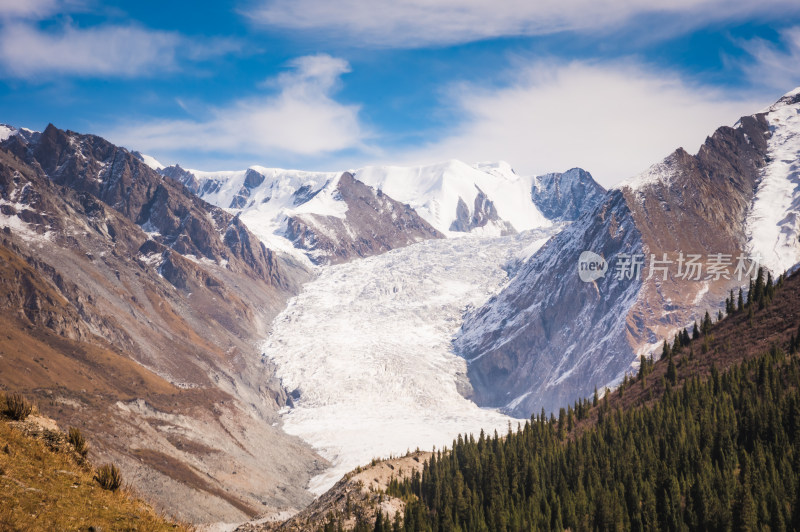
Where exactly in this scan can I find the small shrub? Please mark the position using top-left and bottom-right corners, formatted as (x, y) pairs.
(68, 427), (89, 458)
(3, 393), (33, 421)
(94, 463), (122, 491)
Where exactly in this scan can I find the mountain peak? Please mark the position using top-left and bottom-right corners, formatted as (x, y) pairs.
(760, 86), (800, 114)
(531, 167), (605, 222)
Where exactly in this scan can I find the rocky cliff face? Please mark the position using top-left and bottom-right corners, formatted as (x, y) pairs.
(449, 187), (515, 235)
(532, 167), (607, 222)
(286, 172), (443, 264)
(455, 190), (643, 415)
(458, 97), (783, 417)
(0, 128), (320, 523)
(163, 165), (444, 265)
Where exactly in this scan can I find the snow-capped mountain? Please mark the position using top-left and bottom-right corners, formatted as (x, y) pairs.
(161, 164), (442, 264)
(458, 88), (800, 417)
(353, 160), (546, 235)
(0, 123), (39, 144)
(162, 159), (605, 265)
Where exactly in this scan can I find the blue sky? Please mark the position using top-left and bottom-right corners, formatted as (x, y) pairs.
(1, 1), (799, 186)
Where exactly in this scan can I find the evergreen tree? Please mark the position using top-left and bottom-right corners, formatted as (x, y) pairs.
(702, 311), (712, 335)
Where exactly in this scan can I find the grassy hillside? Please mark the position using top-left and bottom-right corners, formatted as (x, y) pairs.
(0, 395), (185, 531)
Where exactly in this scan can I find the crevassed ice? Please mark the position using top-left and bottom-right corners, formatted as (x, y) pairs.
(262, 229), (557, 494)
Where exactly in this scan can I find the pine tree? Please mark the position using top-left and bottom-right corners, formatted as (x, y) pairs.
(732, 483), (757, 532)
(702, 311), (712, 335)
(667, 356), (677, 385)
(738, 288), (744, 312)
(753, 267), (766, 309)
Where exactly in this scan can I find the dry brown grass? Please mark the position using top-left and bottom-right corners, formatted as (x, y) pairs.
(0, 416), (188, 531)
(1, 392), (33, 421)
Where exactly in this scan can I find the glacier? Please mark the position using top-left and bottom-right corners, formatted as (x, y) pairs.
(261, 227), (559, 494)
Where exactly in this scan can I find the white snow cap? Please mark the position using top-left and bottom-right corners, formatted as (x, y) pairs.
(614, 150), (682, 192)
(137, 153), (165, 171)
(354, 159), (549, 235)
(0, 124), (17, 142)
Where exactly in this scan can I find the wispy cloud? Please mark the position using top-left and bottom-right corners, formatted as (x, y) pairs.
(0, 0), (63, 19)
(243, 0), (800, 48)
(737, 26), (800, 93)
(106, 54), (367, 162)
(388, 60), (765, 187)
(0, 1), (240, 80)
(0, 23), (184, 78)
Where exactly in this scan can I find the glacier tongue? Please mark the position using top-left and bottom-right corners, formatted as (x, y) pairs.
(262, 228), (558, 495)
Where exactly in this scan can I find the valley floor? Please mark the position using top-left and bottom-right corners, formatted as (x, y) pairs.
(262, 228), (558, 494)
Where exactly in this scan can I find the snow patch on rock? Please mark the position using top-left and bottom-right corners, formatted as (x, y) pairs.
(746, 88), (800, 274)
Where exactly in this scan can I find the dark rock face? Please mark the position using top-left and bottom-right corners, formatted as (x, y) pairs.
(532, 168), (606, 222)
(8, 124), (287, 289)
(160, 164), (202, 195)
(229, 168), (268, 209)
(286, 172), (444, 264)
(293, 183), (324, 206)
(449, 187), (515, 235)
(459, 112), (773, 417)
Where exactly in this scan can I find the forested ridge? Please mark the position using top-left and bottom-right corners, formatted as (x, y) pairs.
(326, 269), (800, 531)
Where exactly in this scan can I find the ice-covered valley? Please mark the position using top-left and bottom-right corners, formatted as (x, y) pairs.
(261, 228), (558, 494)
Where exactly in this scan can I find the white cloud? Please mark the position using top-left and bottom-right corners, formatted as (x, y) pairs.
(389, 61), (765, 187)
(106, 54), (366, 160)
(244, 0), (800, 48)
(0, 23), (182, 78)
(0, 21), (242, 79)
(738, 26), (800, 93)
(0, 0), (62, 19)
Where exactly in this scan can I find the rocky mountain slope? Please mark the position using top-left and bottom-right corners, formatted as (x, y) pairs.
(0, 125), (322, 523)
(161, 164), (442, 265)
(457, 89), (800, 418)
(531, 167), (607, 222)
(284, 172), (443, 264)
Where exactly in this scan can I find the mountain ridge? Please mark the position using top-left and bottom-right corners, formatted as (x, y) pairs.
(457, 89), (795, 417)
